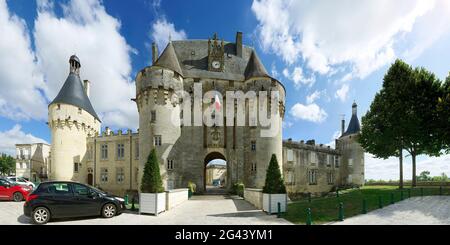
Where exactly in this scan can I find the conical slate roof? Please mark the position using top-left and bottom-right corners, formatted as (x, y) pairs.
(244, 51), (269, 80)
(154, 42), (183, 76)
(342, 102), (360, 137)
(50, 73), (101, 122)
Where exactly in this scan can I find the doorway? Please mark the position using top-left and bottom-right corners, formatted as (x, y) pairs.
(204, 152), (227, 194)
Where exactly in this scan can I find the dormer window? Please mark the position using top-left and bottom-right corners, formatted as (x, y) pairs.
(57, 104), (61, 110)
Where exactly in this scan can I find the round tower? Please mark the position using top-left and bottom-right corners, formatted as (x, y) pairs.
(135, 42), (183, 191)
(48, 55), (101, 181)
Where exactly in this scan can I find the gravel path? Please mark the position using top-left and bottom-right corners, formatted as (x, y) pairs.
(331, 196), (450, 225)
(0, 195), (291, 225)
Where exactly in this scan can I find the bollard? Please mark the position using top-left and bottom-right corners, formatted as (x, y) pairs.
(338, 202), (344, 221)
(390, 193), (394, 204)
(378, 196), (383, 209)
(400, 190), (404, 201)
(131, 196), (136, 211)
(306, 208), (312, 225)
(362, 199), (367, 214)
(308, 193), (312, 203)
(407, 189), (411, 198)
(336, 189), (340, 198)
(277, 202), (281, 218)
(124, 194), (129, 205)
(421, 187), (424, 197)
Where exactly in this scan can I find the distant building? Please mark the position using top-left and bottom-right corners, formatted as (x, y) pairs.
(15, 143), (51, 182)
(206, 164), (227, 186)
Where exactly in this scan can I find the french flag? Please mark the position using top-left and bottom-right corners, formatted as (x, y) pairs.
(214, 94), (221, 111)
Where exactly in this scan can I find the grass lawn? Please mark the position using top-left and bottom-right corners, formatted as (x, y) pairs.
(281, 185), (450, 225)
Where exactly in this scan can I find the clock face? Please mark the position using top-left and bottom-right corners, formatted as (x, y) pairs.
(212, 60), (221, 69)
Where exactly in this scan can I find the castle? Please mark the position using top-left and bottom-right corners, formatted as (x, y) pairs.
(20, 32), (364, 196)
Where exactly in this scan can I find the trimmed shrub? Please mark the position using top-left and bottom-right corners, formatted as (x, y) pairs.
(262, 154), (286, 194)
(187, 181), (196, 193)
(140, 149), (164, 193)
(231, 182), (245, 197)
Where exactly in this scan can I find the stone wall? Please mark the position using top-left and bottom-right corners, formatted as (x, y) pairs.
(244, 188), (263, 209)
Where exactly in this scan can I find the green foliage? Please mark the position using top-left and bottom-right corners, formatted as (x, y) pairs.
(262, 154), (286, 194)
(417, 171), (431, 181)
(359, 59), (444, 187)
(231, 182), (245, 197)
(140, 149), (164, 193)
(0, 153), (15, 176)
(436, 74), (450, 153)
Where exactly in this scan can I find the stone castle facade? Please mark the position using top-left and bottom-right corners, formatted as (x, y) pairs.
(35, 32), (364, 196)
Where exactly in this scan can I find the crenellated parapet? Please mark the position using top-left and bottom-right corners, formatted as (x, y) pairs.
(48, 103), (100, 136)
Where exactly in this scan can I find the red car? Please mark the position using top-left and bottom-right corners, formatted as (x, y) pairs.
(0, 178), (32, 201)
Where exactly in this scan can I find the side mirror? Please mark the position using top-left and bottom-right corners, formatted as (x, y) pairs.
(5, 183), (10, 188)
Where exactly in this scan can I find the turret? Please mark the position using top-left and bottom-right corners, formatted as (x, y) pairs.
(48, 55), (101, 181)
(336, 102), (365, 186)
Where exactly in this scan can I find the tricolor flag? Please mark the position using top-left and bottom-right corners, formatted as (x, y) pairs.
(214, 94), (221, 111)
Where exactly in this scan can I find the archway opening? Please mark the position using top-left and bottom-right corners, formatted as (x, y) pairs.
(204, 152), (227, 194)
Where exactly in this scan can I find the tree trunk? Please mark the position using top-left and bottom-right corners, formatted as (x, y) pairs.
(412, 153), (417, 187)
(399, 149), (403, 189)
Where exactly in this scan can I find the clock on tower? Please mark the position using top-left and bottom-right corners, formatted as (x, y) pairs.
(208, 33), (224, 72)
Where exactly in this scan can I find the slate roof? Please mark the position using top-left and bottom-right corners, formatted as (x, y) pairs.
(50, 72), (101, 122)
(155, 40), (271, 81)
(342, 102), (360, 137)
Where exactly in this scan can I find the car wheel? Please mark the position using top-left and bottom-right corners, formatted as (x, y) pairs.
(13, 192), (23, 202)
(102, 203), (116, 218)
(32, 207), (50, 225)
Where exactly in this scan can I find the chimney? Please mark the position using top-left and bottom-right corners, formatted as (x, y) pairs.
(152, 42), (158, 64)
(341, 115), (345, 136)
(83, 80), (90, 97)
(236, 32), (242, 57)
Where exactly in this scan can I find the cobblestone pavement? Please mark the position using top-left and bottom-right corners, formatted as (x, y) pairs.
(331, 196), (450, 225)
(0, 195), (292, 225)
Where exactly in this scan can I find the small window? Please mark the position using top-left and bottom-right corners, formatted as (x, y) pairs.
(57, 104), (61, 110)
(251, 141), (256, 151)
(73, 162), (79, 173)
(100, 168), (108, 183)
(151, 110), (156, 123)
(287, 149), (294, 162)
(308, 170), (317, 185)
(286, 171), (294, 184)
(335, 156), (340, 168)
(250, 162), (257, 173)
(78, 108), (82, 114)
(167, 159), (174, 170)
(310, 152), (317, 165)
(116, 168), (125, 184)
(154, 135), (162, 146)
(348, 158), (353, 167)
(327, 155), (332, 168)
(327, 172), (334, 185)
(117, 143), (125, 159)
(101, 144), (108, 159)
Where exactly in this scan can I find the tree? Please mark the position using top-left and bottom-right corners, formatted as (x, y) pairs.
(263, 154), (286, 194)
(417, 171), (431, 181)
(360, 60), (443, 188)
(436, 74), (450, 153)
(140, 149), (164, 193)
(0, 154), (15, 176)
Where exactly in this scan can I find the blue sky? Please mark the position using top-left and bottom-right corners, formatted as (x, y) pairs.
(1, 0), (449, 180)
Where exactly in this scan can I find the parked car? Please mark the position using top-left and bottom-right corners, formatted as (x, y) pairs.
(7, 176), (35, 189)
(24, 181), (126, 224)
(0, 178), (32, 201)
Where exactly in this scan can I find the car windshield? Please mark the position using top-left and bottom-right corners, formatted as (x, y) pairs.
(90, 186), (107, 195)
(17, 177), (27, 182)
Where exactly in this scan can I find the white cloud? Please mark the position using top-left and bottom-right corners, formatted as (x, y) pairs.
(365, 153), (450, 181)
(151, 18), (187, 52)
(326, 130), (342, 148)
(290, 103), (327, 123)
(0, 0), (46, 121)
(282, 66), (315, 88)
(0, 124), (48, 155)
(33, 0), (138, 129)
(306, 90), (322, 104)
(282, 120), (293, 129)
(252, 0), (448, 80)
(335, 84), (350, 102)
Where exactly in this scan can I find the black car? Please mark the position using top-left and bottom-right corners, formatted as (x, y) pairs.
(24, 181), (126, 224)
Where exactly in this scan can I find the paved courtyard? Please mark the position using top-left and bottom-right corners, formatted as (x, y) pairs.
(0, 195), (291, 225)
(331, 196), (450, 225)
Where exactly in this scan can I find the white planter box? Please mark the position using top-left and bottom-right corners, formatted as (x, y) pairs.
(139, 192), (166, 215)
(165, 188), (189, 211)
(263, 193), (287, 214)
